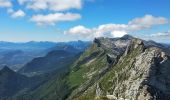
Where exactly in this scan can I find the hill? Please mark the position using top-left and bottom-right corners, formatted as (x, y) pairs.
(0, 66), (31, 100)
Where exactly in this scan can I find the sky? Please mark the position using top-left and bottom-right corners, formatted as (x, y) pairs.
(0, 0), (170, 43)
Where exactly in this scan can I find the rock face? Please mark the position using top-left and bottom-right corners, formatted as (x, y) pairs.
(110, 42), (170, 100)
(74, 37), (170, 100)
(124, 38), (144, 55)
(135, 48), (170, 100)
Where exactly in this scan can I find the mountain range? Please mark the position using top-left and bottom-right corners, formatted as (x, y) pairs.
(0, 41), (57, 71)
(0, 36), (170, 100)
(0, 41), (90, 71)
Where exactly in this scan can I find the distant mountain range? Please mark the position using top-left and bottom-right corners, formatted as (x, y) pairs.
(161, 43), (170, 46)
(0, 40), (90, 51)
(0, 41), (57, 70)
(0, 41), (57, 51)
(18, 50), (80, 76)
(0, 41), (90, 71)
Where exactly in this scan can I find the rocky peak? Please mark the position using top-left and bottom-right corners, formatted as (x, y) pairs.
(94, 36), (135, 55)
(124, 38), (145, 56)
(94, 37), (115, 48)
(94, 35), (133, 49)
(120, 34), (134, 40)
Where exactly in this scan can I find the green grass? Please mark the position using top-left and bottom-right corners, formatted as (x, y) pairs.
(75, 90), (96, 100)
(67, 43), (106, 88)
(67, 65), (89, 88)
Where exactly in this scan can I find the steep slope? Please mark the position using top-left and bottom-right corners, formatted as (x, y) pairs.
(9, 44), (90, 100)
(14, 68), (71, 100)
(0, 66), (31, 100)
(18, 50), (79, 76)
(76, 39), (170, 100)
(11, 52), (83, 100)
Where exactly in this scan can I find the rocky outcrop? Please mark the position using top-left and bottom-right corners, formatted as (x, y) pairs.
(99, 39), (170, 100)
(124, 38), (145, 56)
(115, 39), (170, 100)
(74, 37), (170, 100)
(136, 48), (170, 100)
(94, 35), (133, 64)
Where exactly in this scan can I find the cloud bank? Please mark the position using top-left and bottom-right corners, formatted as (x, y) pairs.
(65, 15), (170, 39)
(151, 30), (170, 37)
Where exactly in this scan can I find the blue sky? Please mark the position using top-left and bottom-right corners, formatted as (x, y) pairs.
(0, 0), (170, 42)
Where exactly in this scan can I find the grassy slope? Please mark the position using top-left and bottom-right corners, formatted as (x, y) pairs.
(32, 43), (108, 100)
(13, 41), (123, 100)
(66, 42), (112, 99)
(67, 43), (106, 88)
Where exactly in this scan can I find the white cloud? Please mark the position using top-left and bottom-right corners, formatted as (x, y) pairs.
(111, 31), (127, 37)
(65, 25), (94, 39)
(11, 10), (26, 18)
(1, 0), (93, 25)
(18, 0), (82, 11)
(65, 15), (170, 39)
(66, 24), (128, 39)
(128, 15), (170, 31)
(30, 13), (81, 25)
(98, 24), (127, 32)
(0, 0), (12, 8)
(67, 25), (92, 35)
(151, 30), (170, 37)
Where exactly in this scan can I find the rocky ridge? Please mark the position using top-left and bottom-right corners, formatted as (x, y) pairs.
(73, 37), (170, 100)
